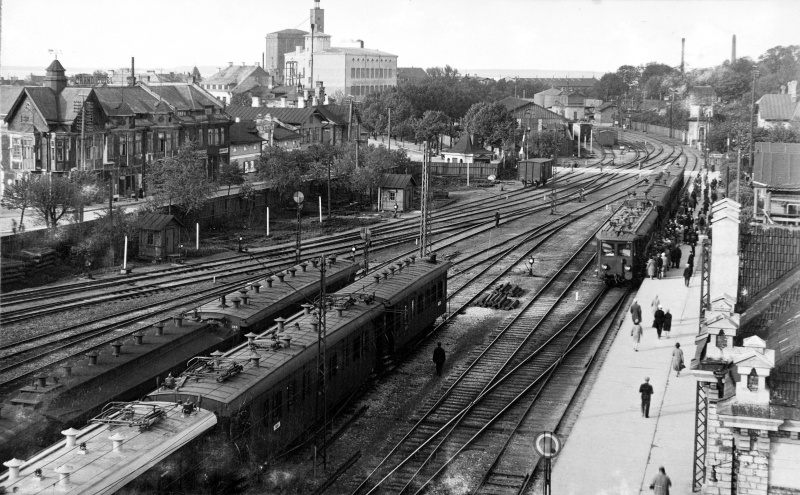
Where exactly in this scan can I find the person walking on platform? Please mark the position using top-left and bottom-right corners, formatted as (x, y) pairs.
(683, 263), (693, 286)
(651, 294), (660, 315)
(672, 342), (684, 377)
(671, 245), (682, 269)
(647, 257), (657, 280)
(630, 299), (642, 324)
(663, 309), (673, 338)
(639, 377), (654, 418)
(661, 251), (670, 277)
(656, 254), (664, 279)
(631, 320), (643, 351)
(650, 467), (672, 495)
(432, 342), (446, 376)
(653, 306), (665, 339)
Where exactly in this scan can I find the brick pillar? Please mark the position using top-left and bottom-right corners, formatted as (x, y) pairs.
(703, 401), (736, 495)
(735, 429), (770, 495)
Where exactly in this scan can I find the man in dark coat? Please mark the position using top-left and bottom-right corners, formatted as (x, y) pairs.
(495, 211), (501, 228)
(653, 306), (666, 338)
(683, 264), (693, 287)
(651, 467), (672, 495)
(656, 255), (664, 279)
(630, 299), (642, 324)
(433, 342), (446, 376)
(639, 377), (654, 418)
(687, 251), (695, 268)
(671, 245), (682, 268)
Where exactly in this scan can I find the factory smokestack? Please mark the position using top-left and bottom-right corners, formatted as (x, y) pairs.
(681, 38), (685, 76)
(732, 35), (737, 64)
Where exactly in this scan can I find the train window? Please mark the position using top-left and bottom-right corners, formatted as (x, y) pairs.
(272, 390), (283, 422)
(352, 334), (361, 362)
(418, 294), (424, 314)
(329, 352), (339, 379)
(617, 243), (632, 257)
(601, 242), (615, 256)
(287, 381), (296, 412)
(342, 341), (349, 367)
(438, 281), (444, 300)
(411, 299), (415, 316)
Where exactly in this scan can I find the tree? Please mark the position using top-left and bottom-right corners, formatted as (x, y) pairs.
(463, 101), (517, 150)
(230, 93), (252, 107)
(414, 110), (449, 152)
(26, 175), (80, 228)
(218, 161), (246, 215)
(595, 73), (628, 100)
(256, 146), (308, 203)
(1, 178), (33, 228)
(147, 142), (216, 215)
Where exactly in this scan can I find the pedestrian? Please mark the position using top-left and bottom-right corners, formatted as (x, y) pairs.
(683, 263), (693, 286)
(651, 294), (660, 315)
(653, 306), (665, 339)
(393, 201), (399, 218)
(663, 309), (672, 338)
(639, 377), (654, 418)
(671, 245), (682, 269)
(432, 342), (446, 376)
(646, 257), (657, 280)
(672, 342), (684, 377)
(579, 188), (585, 202)
(650, 467), (672, 495)
(661, 251), (670, 276)
(630, 299), (642, 324)
(495, 211), (500, 228)
(631, 319), (643, 351)
(656, 254), (663, 279)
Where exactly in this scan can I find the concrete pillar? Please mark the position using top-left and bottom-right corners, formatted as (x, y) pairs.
(709, 199), (741, 302)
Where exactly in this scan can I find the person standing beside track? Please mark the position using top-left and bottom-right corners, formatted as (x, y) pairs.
(653, 306), (666, 339)
(495, 211), (501, 228)
(433, 342), (446, 376)
(650, 466), (672, 495)
(630, 299), (642, 324)
(639, 377), (654, 418)
(631, 320), (643, 351)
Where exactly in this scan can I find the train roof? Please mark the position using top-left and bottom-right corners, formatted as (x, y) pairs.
(597, 200), (659, 241)
(148, 257), (451, 413)
(198, 259), (359, 328)
(0, 402), (216, 494)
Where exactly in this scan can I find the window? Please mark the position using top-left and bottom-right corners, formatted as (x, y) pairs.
(302, 366), (310, 398)
(119, 135), (127, 156)
(207, 128), (214, 146)
(11, 137), (21, 159)
(271, 390), (283, 422)
(715, 330), (727, 349)
(147, 232), (154, 245)
(388, 190), (396, 201)
(329, 352), (338, 379)
(287, 381), (296, 412)
(23, 139), (34, 160)
(787, 204), (800, 216)
(233, 146), (237, 153)
(601, 242), (615, 256)
(351, 67), (356, 78)
(135, 133), (142, 154)
(56, 138), (67, 161)
(417, 293), (424, 314)
(617, 243), (631, 257)
(342, 340), (349, 367)
(747, 368), (758, 391)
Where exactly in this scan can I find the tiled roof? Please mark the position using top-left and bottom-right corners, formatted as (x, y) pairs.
(316, 104), (351, 124)
(56, 88), (93, 123)
(752, 142), (800, 187)
(230, 122), (264, 144)
(94, 87), (161, 116)
(447, 134), (493, 156)
(23, 87), (59, 122)
(499, 96), (535, 112)
(0, 85), (23, 116)
(379, 174), (416, 189)
(273, 126), (301, 141)
(739, 225), (800, 306)
(226, 105), (315, 126)
(756, 94), (799, 121)
(145, 84), (222, 111)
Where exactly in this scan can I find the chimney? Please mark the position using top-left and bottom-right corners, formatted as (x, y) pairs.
(131, 57), (135, 86)
(789, 81), (798, 103)
(281, 96), (287, 107)
(732, 34), (737, 64)
(358, 39), (364, 49)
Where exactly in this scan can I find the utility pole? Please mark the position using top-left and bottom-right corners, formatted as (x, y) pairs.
(310, 23), (315, 92)
(737, 148), (742, 202)
(748, 66), (758, 172)
(387, 107), (392, 152)
(315, 256), (327, 470)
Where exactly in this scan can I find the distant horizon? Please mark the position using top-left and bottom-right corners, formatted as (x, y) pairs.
(0, 64), (604, 82)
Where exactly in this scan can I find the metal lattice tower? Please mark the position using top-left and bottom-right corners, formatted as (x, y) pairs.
(692, 382), (708, 492)
(315, 256), (328, 468)
(419, 141), (432, 257)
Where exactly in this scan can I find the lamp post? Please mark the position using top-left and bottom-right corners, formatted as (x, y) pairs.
(748, 66), (759, 172)
(293, 191), (305, 263)
(527, 256), (535, 276)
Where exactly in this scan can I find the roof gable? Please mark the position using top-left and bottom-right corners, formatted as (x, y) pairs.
(138, 213), (184, 231)
(446, 135), (493, 156)
(379, 174), (417, 189)
(756, 93), (798, 121)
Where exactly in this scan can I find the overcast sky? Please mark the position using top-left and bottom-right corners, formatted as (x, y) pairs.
(1, 0), (795, 77)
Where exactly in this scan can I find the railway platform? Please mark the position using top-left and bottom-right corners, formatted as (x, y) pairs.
(552, 243), (701, 495)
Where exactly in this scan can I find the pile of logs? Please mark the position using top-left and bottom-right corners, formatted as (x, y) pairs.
(473, 282), (524, 310)
(1, 248), (57, 287)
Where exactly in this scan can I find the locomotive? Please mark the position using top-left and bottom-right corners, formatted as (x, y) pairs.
(147, 254), (450, 459)
(596, 162), (685, 285)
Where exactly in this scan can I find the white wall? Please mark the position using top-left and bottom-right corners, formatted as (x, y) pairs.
(769, 442), (800, 490)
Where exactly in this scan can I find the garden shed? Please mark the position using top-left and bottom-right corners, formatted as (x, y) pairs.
(378, 174), (417, 212)
(138, 213), (184, 260)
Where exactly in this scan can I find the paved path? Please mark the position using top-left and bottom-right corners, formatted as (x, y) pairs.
(552, 243), (700, 495)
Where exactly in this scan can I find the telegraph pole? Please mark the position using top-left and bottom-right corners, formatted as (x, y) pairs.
(387, 107), (392, 152)
(315, 255), (327, 469)
(419, 141), (430, 257)
(748, 66), (758, 172)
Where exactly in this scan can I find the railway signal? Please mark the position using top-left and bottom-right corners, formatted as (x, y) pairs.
(294, 192), (305, 263)
(527, 256), (535, 276)
(534, 431), (562, 495)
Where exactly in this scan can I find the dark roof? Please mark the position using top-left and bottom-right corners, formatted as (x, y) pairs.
(266, 28), (308, 37)
(273, 127), (301, 141)
(499, 96), (535, 112)
(316, 104), (351, 125)
(203, 65), (270, 87)
(379, 174), (417, 189)
(598, 102), (617, 111)
(225, 105), (315, 125)
(94, 87), (161, 116)
(752, 142), (800, 187)
(144, 84), (222, 111)
(756, 94), (799, 121)
(23, 87), (59, 122)
(46, 59), (65, 72)
(230, 122), (264, 144)
(500, 97), (566, 121)
(447, 135), (494, 156)
(397, 67), (429, 82)
(0, 86), (24, 116)
(138, 213), (184, 231)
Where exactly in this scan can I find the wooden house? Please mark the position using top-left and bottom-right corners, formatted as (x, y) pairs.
(138, 213), (184, 260)
(378, 174), (417, 212)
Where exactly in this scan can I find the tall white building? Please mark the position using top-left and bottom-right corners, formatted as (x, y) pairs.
(283, 0), (398, 101)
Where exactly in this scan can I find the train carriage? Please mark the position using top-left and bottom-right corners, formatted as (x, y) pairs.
(147, 255), (450, 459)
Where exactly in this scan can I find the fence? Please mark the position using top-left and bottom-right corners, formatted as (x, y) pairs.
(629, 121), (688, 143)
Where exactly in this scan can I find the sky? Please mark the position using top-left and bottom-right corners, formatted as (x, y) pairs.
(1, 0), (796, 79)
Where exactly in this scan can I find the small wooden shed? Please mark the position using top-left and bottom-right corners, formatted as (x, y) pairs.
(378, 174), (418, 212)
(138, 213), (184, 260)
